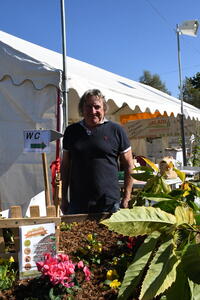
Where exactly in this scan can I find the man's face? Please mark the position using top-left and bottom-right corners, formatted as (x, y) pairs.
(83, 95), (105, 128)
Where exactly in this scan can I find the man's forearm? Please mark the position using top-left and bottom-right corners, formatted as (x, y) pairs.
(123, 170), (133, 199)
(120, 149), (134, 208)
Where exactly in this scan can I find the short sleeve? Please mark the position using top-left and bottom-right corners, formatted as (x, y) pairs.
(118, 125), (131, 153)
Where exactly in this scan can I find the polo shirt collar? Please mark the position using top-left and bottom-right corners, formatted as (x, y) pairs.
(79, 118), (108, 135)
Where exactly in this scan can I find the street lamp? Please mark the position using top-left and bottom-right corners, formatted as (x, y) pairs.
(176, 20), (199, 166)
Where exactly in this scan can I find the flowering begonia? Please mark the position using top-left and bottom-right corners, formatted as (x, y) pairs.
(36, 253), (91, 288)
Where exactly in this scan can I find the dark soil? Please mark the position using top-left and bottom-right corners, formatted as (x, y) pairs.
(0, 218), (142, 300)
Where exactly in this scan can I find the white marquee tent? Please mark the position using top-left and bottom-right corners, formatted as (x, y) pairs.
(0, 30), (200, 213)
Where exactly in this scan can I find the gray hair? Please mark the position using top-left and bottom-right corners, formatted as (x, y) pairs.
(78, 89), (109, 116)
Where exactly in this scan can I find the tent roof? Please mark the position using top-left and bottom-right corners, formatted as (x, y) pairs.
(0, 30), (200, 120)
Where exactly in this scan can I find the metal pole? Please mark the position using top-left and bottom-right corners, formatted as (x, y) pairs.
(60, 0), (68, 131)
(176, 25), (187, 166)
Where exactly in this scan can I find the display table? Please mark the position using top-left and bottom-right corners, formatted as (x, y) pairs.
(119, 177), (183, 190)
(180, 167), (200, 178)
(119, 180), (146, 189)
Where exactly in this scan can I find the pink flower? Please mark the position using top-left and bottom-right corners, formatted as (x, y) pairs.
(57, 253), (69, 262)
(77, 261), (84, 269)
(36, 253), (91, 288)
(36, 261), (44, 271)
(83, 266), (91, 281)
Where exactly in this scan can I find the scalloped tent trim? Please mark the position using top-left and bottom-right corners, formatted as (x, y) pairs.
(0, 30), (200, 121)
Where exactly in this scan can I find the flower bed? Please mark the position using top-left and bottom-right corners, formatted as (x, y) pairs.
(0, 219), (142, 300)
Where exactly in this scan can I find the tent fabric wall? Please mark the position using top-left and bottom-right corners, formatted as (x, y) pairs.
(0, 32), (62, 213)
(0, 77), (59, 214)
(0, 30), (200, 213)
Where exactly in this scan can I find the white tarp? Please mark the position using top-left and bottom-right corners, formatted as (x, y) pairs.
(0, 30), (200, 212)
(1, 30), (200, 121)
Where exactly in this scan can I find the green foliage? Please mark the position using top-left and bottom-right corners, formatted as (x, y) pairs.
(102, 159), (200, 300)
(182, 244), (200, 284)
(131, 166), (155, 182)
(0, 257), (17, 290)
(101, 207), (176, 237)
(140, 234), (179, 299)
(182, 73), (200, 108)
(73, 233), (103, 265)
(117, 233), (159, 300)
(60, 221), (77, 231)
(188, 134), (200, 167)
(139, 70), (171, 95)
(49, 283), (78, 300)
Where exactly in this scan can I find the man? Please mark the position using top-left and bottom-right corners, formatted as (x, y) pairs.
(61, 89), (134, 214)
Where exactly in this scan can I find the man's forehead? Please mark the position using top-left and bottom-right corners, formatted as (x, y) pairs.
(85, 96), (103, 104)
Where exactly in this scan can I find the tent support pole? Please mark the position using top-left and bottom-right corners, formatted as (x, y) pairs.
(60, 0), (68, 131)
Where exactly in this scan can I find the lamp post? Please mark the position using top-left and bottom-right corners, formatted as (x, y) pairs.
(176, 20), (199, 166)
(60, 0), (68, 130)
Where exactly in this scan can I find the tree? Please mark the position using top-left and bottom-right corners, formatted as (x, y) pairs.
(139, 70), (171, 95)
(182, 72), (200, 109)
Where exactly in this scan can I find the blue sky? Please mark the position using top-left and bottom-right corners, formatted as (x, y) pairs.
(0, 0), (200, 98)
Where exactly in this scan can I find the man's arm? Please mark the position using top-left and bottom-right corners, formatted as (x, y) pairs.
(60, 150), (71, 214)
(120, 149), (134, 208)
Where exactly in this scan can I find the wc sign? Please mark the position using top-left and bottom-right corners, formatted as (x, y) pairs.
(24, 130), (51, 153)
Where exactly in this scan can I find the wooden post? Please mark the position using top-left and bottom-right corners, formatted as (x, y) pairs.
(30, 205), (40, 217)
(54, 173), (62, 217)
(0, 229), (5, 252)
(42, 152), (51, 207)
(57, 180), (62, 217)
(10, 206), (22, 218)
(47, 205), (56, 217)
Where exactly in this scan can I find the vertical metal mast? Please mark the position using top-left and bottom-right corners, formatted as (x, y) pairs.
(176, 24), (187, 166)
(60, 0), (68, 130)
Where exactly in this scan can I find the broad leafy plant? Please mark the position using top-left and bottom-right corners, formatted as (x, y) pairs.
(101, 159), (200, 300)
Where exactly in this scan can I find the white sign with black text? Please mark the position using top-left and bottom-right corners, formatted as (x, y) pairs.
(24, 130), (50, 153)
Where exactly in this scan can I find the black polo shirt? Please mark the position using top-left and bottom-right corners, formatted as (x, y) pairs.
(63, 120), (130, 213)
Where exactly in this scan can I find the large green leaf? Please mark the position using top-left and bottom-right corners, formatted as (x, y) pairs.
(131, 172), (154, 181)
(195, 214), (200, 225)
(140, 235), (179, 300)
(101, 207), (176, 237)
(166, 262), (191, 300)
(189, 280), (200, 300)
(182, 244), (200, 284)
(173, 167), (186, 182)
(175, 206), (194, 225)
(153, 199), (180, 214)
(133, 166), (154, 173)
(117, 233), (160, 300)
(144, 196), (173, 202)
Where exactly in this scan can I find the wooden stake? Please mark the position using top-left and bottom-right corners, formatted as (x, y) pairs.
(54, 173), (62, 217)
(10, 206), (22, 218)
(47, 205), (56, 217)
(42, 152), (51, 207)
(30, 205), (40, 217)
